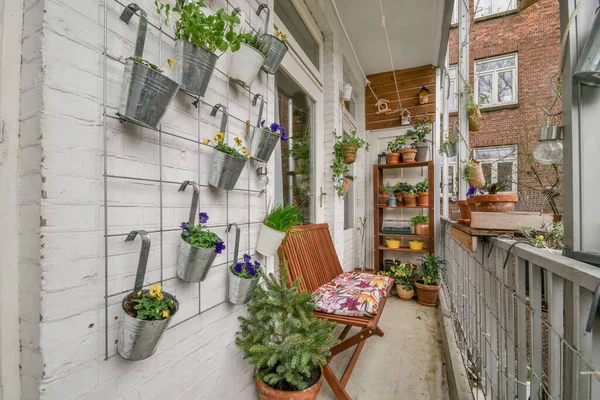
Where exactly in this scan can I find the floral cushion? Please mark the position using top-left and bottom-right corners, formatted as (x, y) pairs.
(312, 272), (394, 317)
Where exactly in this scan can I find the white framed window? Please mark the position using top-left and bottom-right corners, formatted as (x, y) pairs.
(474, 145), (518, 192)
(475, 0), (517, 19)
(447, 65), (458, 112)
(451, 0), (458, 25)
(474, 53), (518, 108)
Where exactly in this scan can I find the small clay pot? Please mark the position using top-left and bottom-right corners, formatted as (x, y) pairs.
(256, 371), (324, 400)
(467, 194), (519, 213)
(342, 145), (357, 164)
(393, 192), (405, 206)
(457, 200), (471, 220)
(414, 223), (429, 236)
(403, 194), (417, 207)
(417, 192), (429, 206)
(414, 281), (441, 306)
(387, 152), (401, 164)
(379, 194), (390, 205)
(400, 148), (417, 163)
(396, 284), (415, 300)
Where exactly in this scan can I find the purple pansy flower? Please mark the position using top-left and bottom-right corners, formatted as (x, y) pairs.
(254, 261), (261, 269)
(180, 222), (190, 231)
(280, 127), (288, 141)
(466, 186), (484, 199)
(234, 262), (244, 274)
(247, 265), (257, 277)
(214, 241), (226, 254)
(260, 120), (266, 127)
(269, 122), (280, 133)
(198, 212), (209, 224)
(243, 253), (251, 263)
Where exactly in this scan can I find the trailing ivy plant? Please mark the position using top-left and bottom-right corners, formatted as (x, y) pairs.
(331, 130), (369, 197)
(461, 159), (477, 181)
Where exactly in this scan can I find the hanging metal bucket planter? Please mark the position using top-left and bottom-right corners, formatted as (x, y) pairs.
(117, 4), (179, 129)
(256, 5), (288, 74)
(248, 94), (280, 162)
(227, 223), (260, 305)
(209, 149), (247, 190)
(445, 143), (457, 158)
(174, 40), (218, 97)
(229, 43), (265, 88)
(573, 11), (600, 87)
(118, 230), (179, 361)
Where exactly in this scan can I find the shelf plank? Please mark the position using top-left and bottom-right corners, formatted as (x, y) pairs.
(378, 232), (429, 239)
(378, 246), (428, 253)
(376, 161), (431, 169)
(378, 205), (428, 209)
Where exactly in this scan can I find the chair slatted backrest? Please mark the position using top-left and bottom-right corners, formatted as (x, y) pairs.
(282, 224), (343, 293)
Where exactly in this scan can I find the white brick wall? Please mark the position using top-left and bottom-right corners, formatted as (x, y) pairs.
(14, 0), (367, 398)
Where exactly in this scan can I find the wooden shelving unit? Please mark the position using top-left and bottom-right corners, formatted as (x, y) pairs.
(373, 161), (435, 272)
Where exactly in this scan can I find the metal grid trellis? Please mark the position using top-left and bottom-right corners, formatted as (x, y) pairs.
(102, 0), (273, 360)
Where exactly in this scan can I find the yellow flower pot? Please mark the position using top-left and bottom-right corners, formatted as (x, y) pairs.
(386, 239), (401, 249)
(408, 240), (424, 251)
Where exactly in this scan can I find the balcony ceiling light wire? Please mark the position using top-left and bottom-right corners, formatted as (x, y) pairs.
(378, 0), (404, 114)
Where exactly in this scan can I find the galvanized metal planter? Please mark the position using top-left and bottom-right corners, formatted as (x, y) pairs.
(117, 230), (178, 361)
(445, 143), (457, 158)
(261, 34), (288, 74)
(229, 43), (265, 88)
(174, 40), (218, 97)
(177, 237), (218, 282)
(228, 269), (260, 305)
(117, 4), (179, 129)
(249, 126), (280, 162)
(209, 149), (247, 190)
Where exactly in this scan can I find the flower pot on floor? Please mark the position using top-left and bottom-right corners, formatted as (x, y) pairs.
(117, 58), (180, 129)
(387, 152), (401, 164)
(467, 194), (519, 213)
(403, 194), (417, 207)
(261, 34), (289, 74)
(174, 40), (218, 97)
(209, 148), (247, 190)
(413, 142), (429, 162)
(250, 126), (280, 162)
(408, 240), (424, 251)
(177, 236), (218, 282)
(414, 281), (441, 307)
(342, 145), (357, 164)
(417, 192), (429, 207)
(414, 223), (429, 237)
(400, 148), (417, 163)
(229, 43), (265, 88)
(458, 200), (471, 220)
(386, 239), (401, 249)
(396, 284), (415, 300)
(256, 224), (287, 256)
(256, 370), (323, 400)
(342, 177), (353, 196)
(228, 268), (260, 305)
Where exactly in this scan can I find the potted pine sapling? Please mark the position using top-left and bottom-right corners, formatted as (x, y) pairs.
(229, 31), (269, 88)
(250, 120), (289, 163)
(256, 204), (302, 256)
(156, 0), (242, 97)
(414, 253), (447, 307)
(402, 182), (417, 207)
(410, 215), (429, 237)
(386, 135), (406, 164)
(229, 253), (262, 305)
(203, 132), (249, 190)
(390, 263), (416, 300)
(334, 129), (370, 165)
(261, 28), (289, 74)
(468, 181), (518, 213)
(342, 175), (355, 196)
(415, 179), (429, 206)
(177, 212), (226, 282)
(236, 261), (338, 399)
(407, 114), (432, 162)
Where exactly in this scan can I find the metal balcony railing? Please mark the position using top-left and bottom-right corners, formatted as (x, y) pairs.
(440, 218), (600, 400)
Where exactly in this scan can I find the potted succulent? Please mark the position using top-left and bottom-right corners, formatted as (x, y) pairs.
(229, 32), (269, 88)
(177, 211), (226, 282)
(335, 130), (369, 165)
(440, 137), (460, 157)
(293, 186), (309, 207)
(462, 159), (486, 189)
(256, 204), (302, 256)
(261, 28), (289, 74)
(386, 136), (406, 164)
(379, 184), (393, 205)
(407, 114), (432, 162)
(410, 215), (429, 237)
(236, 262), (338, 400)
(250, 120), (289, 162)
(389, 263), (416, 300)
(156, 1), (242, 97)
(402, 183), (417, 207)
(415, 179), (429, 206)
(408, 240), (425, 251)
(203, 132), (249, 190)
(229, 253), (262, 305)
(414, 254), (447, 307)
(462, 85), (487, 132)
(342, 175), (354, 196)
(468, 182), (519, 213)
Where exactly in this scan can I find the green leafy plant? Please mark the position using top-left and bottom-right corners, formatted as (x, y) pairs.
(264, 204), (302, 233)
(439, 137), (460, 155)
(415, 179), (428, 193)
(203, 131), (249, 159)
(387, 135), (409, 153)
(236, 251), (338, 391)
(461, 159), (477, 181)
(239, 31), (269, 56)
(231, 253), (262, 278)
(409, 215), (429, 226)
(462, 84), (488, 124)
(131, 284), (176, 320)
(393, 181), (407, 194)
(402, 182), (416, 196)
(415, 254), (447, 286)
(288, 132), (310, 160)
(380, 183), (394, 195)
(336, 130), (370, 151)
(487, 182), (506, 194)
(389, 263), (416, 291)
(519, 222), (564, 250)
(331, 130), (368, 197)
(344, 174), (355, 181)
(180, 212), (226, 253)
(407, 114), (433, 143)
(293, 186), (309, 197)
(155, 0), (242, 53)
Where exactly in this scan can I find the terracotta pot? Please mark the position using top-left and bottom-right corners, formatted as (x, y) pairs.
(417, 192), (429, 206)
(457, 200), (471, 220)
(400, 148), (417, 163)
(342, 177), (353, 196)
(387, 152), (401, 164)
(393, 192), (405, 205)
(553, 214), (562, 223)
(402, 194), (417, 207)
(342, 145), (357, 164)
(467, 193), (519, 213)
(408, 240), (424, 250)
(414, 281), (441, 306)
(256, 372), (323, 400)
(396, 284), (415, 300)
(379, 194), (390, 205)
(468, 108), (482, 131)
(414, 223), (429, 236)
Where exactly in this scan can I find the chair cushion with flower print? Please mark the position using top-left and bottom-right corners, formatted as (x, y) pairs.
(312, 272), (394, 317)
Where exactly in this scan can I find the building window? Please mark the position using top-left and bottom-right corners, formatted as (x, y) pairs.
(275, 0), (320, 71)
(475, 0), (517, 18)
(447, 65), (457, 112)
(475, 53), (517, 108)
(474, 145), (517, 192)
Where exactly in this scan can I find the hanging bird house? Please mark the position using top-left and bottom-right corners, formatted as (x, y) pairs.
(401, 109), (411, 125)
(418, 86), (430, 105)
(375, 99), (391, 115)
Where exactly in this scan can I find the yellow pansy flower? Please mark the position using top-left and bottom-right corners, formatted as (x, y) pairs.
(246, 155), (251, 159)
(234, 137), (242, 146)
(275, 29), (282, 38)
(161, 310), (170, 319)
(167, 59), (176, 69)
(202, 139), (209, 145)
(137, 291), (142, 297)
(283, 35), (288, 41)
(242, 147), (248, 154)
(149, 284), (162, 298)
(536, 235), (545, 241)
(157, 292), (164, 301)
(214, 132), (224, 142)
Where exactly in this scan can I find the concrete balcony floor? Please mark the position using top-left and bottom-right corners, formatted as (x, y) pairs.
(318, 297), (450, 400)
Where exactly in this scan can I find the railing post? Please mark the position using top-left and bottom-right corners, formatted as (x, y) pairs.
(514, 256), (528, 400)
(529, 263), (543, 400)
(546, 271), (565, 399)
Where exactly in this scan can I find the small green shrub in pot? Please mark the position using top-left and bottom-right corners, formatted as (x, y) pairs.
(414, 254), (447, 306)
(256, 204), (302, 256)
(410, 215), (429, 236)
(389, 263), (417, 300)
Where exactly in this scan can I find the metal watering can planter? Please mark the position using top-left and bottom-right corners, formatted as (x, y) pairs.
(257, 5), (288, 74)
(229, 43), (265, 88)
(227, 224), (261, 305)
(117, 4), (179, 130)
(173, 40), (218, 97)
(208, 105), (247, 190)
(176, 181), (219, 282)
(248, 94), (281, 162)
(118, 230), (179, 361)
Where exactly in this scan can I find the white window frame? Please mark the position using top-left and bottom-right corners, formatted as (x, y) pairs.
(474, 145), (518, 193)
(474, 0), (517, 19)
(448, 65), (458, 112)
(474, 53), (518, 108)
(451, 0), (458, 25)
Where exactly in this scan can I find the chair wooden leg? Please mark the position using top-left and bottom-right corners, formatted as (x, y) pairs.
(323, 364), (352, 400)
(338, 325), (352, 341)
(330, 327), (374, 356)
(340, 339), (366, 387)
(374, 326), (384, 337)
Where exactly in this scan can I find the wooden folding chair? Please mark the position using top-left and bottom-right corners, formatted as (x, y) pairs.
(282, 223), (392, 400)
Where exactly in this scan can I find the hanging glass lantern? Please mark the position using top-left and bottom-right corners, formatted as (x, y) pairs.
(378, 152), (388, 165)
(573, 11), (600, 86)
(534, 125), (563, 165)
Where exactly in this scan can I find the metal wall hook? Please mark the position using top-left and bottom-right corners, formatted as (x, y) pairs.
(120, 3), (148, 59)
(178, 180), (200, 227)
(125, 230), (151, 294)
(253, 94), (265, 127)
(226, 223), (241, 265)
(210, 104), (229, 133)
(256, 3), (270, 33)
(586, 283), (600, 332)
